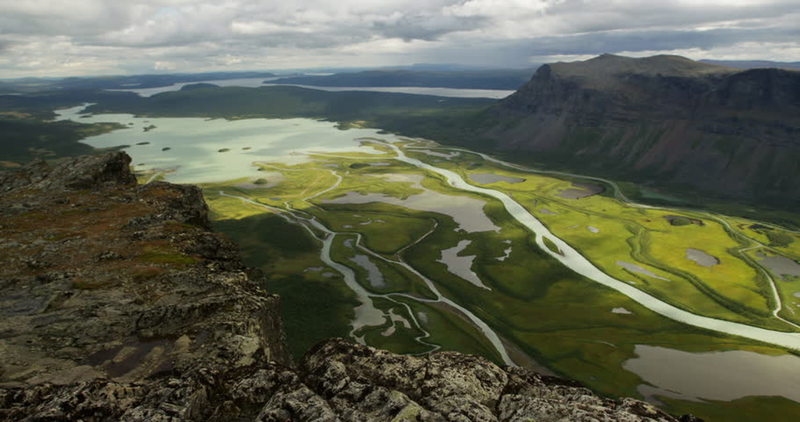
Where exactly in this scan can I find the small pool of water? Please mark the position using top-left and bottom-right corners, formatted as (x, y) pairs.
(557, 182), (605, 199)
(468, 173), (525, 184)
(686, 248), (720, 267)
(349, 255), (386, 289)
(757, 252), (800, 281)
(438, 240), (489, 290)
(323, 174), (499, 233)
(617, 261), (669, 281)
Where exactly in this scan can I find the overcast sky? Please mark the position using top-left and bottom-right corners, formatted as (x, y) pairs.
(0, 0), (798, 78)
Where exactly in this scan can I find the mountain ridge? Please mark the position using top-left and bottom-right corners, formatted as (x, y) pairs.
(477, 54), (800, 209)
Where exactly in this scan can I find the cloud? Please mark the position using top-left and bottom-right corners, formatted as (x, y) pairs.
(0, 0), (797, 77)
(519, 26), (800, 57)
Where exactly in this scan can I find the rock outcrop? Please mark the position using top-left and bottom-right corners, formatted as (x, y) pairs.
(481, 54), (800, 208)
(0, 152), (691, 421)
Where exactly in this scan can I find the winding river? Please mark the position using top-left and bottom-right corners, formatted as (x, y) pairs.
(386, 142), (800, 351)
(219, 189), (514, 365)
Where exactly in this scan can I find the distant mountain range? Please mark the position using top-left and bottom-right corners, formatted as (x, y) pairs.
(269, 69), (535, 90)
(3, 54), (797, 212)
(0, 71), (277, 93)
(470, 54), (800, 209)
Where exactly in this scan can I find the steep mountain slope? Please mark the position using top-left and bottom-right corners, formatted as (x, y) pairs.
(482, 54), (800, 208)
(0, 153), (689, 421)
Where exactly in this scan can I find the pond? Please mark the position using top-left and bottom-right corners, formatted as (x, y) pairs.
(686, 248), (720, 267)
(468, 173), (525, 184)
(757, 252), (800, 281)
(438, 240), (489, 290)
(616, 261), (669, 281)
(349, 255), (386, 289)
(322, 174), (499, 233)
(557, 182), (605, 199)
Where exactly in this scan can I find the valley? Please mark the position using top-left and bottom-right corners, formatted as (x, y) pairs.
(4, 1), (800, 419)
(52, 105), (800, 421)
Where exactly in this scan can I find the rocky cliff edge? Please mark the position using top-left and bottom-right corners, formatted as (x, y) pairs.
(0, 152), (692, 421)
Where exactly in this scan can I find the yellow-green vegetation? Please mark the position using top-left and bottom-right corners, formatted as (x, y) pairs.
(202, 143), (800, 422)
(408, 147), (800, 329)
(206, 191), (326, 281)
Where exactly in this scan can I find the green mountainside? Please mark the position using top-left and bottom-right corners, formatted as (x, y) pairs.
(474, 54), (800, 211)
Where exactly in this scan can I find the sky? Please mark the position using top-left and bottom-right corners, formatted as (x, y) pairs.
(0, 0), (798, 78)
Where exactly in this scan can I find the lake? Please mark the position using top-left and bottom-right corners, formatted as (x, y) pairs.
(56, 105), (391, 183)
(107, 77), (514, 99)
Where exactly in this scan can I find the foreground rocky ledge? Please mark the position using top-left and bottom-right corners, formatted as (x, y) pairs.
(0, 153), (692, 421)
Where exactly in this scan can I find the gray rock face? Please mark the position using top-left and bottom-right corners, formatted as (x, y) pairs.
(0, 152), (290, 420)
(295, 339), (690, 422)
(0, 152), (693, 421)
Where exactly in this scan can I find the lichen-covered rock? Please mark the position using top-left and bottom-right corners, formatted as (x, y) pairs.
(0, 152), (136, 193)
(299, 339), (684, 422)
(0, 152), (693, 421)
(0, 152), (291, 420)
